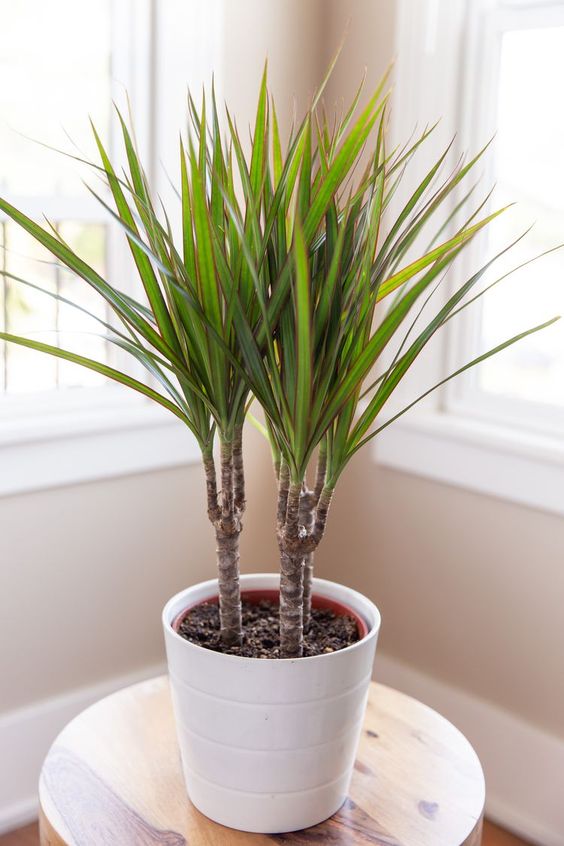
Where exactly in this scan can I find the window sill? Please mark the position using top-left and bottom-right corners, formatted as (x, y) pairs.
(374, 409), (564, 516)
(0, 396), (200, 497)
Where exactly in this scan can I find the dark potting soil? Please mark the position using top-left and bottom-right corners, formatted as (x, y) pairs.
(176, 599), (360, 658)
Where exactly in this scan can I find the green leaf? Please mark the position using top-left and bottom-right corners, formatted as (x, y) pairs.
(250, 63), (269, 200)
(292, 222), (312, 468)
(271, 98), (283, 188)
(304, 82), (388, 241)
(90, 121), (181, 355)
(188, 142), (227, 415)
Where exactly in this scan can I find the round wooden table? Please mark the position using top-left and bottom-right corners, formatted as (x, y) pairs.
(39, 676), (485, 846)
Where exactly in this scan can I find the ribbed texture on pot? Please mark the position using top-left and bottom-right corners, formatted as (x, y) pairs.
(162, 574), (380, 834)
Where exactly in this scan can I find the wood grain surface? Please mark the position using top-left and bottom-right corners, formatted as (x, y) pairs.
(38, 676), (485, 846)
(4, 820), (530, 846)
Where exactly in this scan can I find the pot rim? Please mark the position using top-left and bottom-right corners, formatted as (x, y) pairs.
(163, 573), (381, 664)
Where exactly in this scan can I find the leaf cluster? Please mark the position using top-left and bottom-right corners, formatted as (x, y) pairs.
(221, 69), (558, 489)
(0, 64), (558, 487)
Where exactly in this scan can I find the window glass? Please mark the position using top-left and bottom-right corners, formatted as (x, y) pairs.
(479, 26), (564, 407)
(0, 0), (112, 394)
(0, 0), (111, 197)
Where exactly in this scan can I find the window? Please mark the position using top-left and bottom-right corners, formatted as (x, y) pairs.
(447, 0), (564, 438)
(376, 0), (564, 516)
(0, 0), (201, 496)
(0, 0), (113, 395)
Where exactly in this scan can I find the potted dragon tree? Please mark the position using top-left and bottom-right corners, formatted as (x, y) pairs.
(0, 67), (557, 833)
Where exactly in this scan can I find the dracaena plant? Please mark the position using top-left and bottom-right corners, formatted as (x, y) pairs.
(207, 69), (558, 657)
(0, 67), (558, 659)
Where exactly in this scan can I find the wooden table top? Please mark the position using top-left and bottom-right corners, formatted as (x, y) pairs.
(39, 676), (485, 846)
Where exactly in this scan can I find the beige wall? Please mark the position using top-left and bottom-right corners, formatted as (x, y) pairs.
(2, 0), (563, 751)
(0, 422), (276, 713)
(222, 0), (326, 137)
(317, 457), (564, 739)
(322, 0), (395, 104)
(1, 464), (210, 711)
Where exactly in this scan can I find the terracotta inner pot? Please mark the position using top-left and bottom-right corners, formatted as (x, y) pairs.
(172, 587), (368, 641)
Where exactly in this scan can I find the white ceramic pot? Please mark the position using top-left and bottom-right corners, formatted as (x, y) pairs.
(162, 573), (380, 833)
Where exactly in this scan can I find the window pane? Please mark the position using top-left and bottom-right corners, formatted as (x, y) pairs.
(57, 223), (108, 388)
(0, 224), (6, 389)
(479, 27), (564, 407)
(0, 0), (111, 197)
(4, 223), (58, 393)
(0, 0), (113, 396)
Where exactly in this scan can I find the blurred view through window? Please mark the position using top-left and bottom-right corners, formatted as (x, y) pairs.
(0, 0), (112, 394)
(478, 26), (564, 411)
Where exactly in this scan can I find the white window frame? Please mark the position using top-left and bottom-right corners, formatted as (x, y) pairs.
(375, 0), (564, 517)
(446, 0), (564, 436)
(0, 0), (214, 496)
